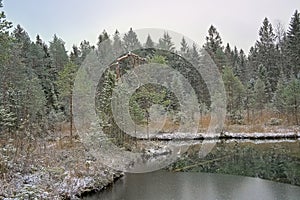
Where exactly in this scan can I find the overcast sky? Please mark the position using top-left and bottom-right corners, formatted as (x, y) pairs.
(3, 0), (299, 53)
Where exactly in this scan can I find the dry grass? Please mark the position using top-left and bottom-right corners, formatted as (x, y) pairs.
(153, 109), (297, 133)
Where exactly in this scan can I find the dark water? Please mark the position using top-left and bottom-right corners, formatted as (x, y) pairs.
(84, 171), (300, 200)
(170, 140), (300, 185)
(84, 140), (300, 200)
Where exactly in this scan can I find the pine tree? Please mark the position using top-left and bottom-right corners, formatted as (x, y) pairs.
(79, 40), (92, 62)
(57, 61), (78, 141)
(188, 43), (200, 67)
(12, 25), (31, 60)
(286, 10), (300, 77)
(145, 34), (154, 48)
(70, 45), (81, 66)
(254, 77), (266, 116)
(273, 71), (287, 115)
(2, 34), (47, 133)
(274, 22), (290, 79)
(157, 32), (175, 52)
(48, 34), (69, 114)
(21, 71), (47, 133)
(203, 25), (226, 70)
(112, 29), (124, 57)
(0, 0), (12, 63)
(98, 71), (116, 127)
(32, 36), (58, 116)
(232, 46), (240, 77)
(97, 29), (109, 46)
(255, 18), (279, 99)
(123, 28), (141, 51)
(180, 37), (189, 58)
(284, 78), (300, 125)
(244, 79), (255, 124)
(247, 46), (259, 79)
(49, 34), (68, 73)
(0, 1), (13, 115)
(97, 30), (113, 62)
(238, 49), (248, 84)
(222, 66), (245, 123)
(224, 43), (232, 66)
(204, 25), (223, 54)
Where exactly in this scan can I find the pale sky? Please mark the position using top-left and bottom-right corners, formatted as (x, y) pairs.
(3, 0), (299, 53)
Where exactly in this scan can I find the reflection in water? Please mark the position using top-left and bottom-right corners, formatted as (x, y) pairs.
(84, 140), (300, 199)
(171, 140), (300, 186)
(84, 171), (300, 200)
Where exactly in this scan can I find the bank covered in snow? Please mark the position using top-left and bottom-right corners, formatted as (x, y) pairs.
(152, 131), (300, 140)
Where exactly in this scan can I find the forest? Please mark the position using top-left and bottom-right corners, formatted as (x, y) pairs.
(0, 0), (300, 198)
(1, 6), (299, 137)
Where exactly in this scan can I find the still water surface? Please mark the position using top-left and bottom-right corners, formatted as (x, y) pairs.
(84, 140), (300, 200)
(84, 171), (300, 200)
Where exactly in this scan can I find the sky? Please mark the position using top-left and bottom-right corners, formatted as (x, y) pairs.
(3, 0), (299, 53)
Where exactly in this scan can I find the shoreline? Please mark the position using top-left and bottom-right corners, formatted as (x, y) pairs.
(1, 130), (299, 199)
(0, 137), (124, 200)
(151, 131), (300, 140)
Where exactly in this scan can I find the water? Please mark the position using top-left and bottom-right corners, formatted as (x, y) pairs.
(84, 171), (300, 200)
(84, 140), (300, 199)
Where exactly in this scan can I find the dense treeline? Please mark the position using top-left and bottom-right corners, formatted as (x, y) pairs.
(0, 0), (299, 141)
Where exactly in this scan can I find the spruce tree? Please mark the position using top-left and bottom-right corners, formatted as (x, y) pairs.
(204, 25), (223, 54)
(70, 45), (81, 66)
(123, 28), (141, 51)
(112, 29), (124, 57)
(57, 61), (78, 141)
(287, 10), (300, 77)
(97, 30), (113, 62)
(238, 49), (248, 84)
(222, 66), (245, 123)
(203, 25), (226, 70)
(255, 18), (279, 99)
(79, 40), (92, 62)
(49, 34), (68, 73)
(188, 43), (200, 67)
(273, 71), (287, 116)
(284, 78), (300, 125)
(157, 32), (175, 52)
(180, 37), (189, 58)
(254, 77), (266, 117)
(145, 34), (154, 48)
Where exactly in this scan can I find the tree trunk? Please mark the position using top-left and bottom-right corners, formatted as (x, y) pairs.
(295, 98), (298, 125)
(69, 94), (73, 144)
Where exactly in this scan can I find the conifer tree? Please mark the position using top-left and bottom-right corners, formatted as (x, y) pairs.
(112, 29), (124, 57)
(203, 25), (226, 70)
(123, 28), (141, 51)
(204, 25), (223, 54)
(255, 18), (279, 99)
(49, 34), (69, 73)
(286, 10), (300, 77)
(57, 61), (78, 141)
(145, 34), (154, 48)
(254, 78), (266, 117)
(180, 37), (189, 58)
(222, 66), (245, 123)
(158, 32), (175, 52)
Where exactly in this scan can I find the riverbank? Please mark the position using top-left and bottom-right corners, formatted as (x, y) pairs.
(150, 125), (300, 140)
(153, 131), (300, 140)
(0, 136), (123, 199)
(0, 125), (299, 199)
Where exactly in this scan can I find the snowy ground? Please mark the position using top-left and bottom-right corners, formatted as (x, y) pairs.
(149, 131), (300, 140)
(0, 138), (123, 200)
(1, 128), (299, 199)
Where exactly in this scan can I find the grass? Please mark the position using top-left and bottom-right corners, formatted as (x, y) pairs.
(150, 109), (299, 134)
